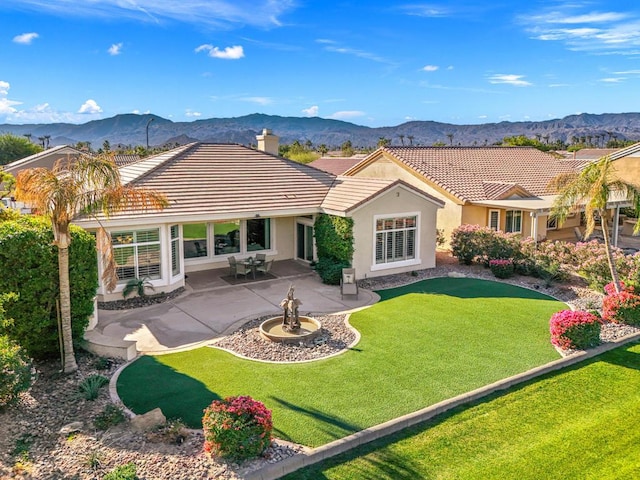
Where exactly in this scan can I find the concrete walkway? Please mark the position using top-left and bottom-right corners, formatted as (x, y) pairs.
(94, 264), (378, 354)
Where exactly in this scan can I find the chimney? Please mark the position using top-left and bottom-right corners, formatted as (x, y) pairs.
(256, 128), (279, 156)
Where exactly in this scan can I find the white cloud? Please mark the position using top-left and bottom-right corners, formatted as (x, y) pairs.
(488, 74), (532, 87)
(239, 96), (272, 105)
(6, 0), (296, 29)
(422, 65), (439, 72)
(108, 42), (123, 55)
(185, 109), (202, 117)
(322, 44), (389, 64)
(302, 105), (318, 117)
(13, 32), (39, 45)
(0, 81), (10, 96)
(328, 110), (366, 120)
(600, 77), (625, 83)
(398, 5), (451, 18)
(78, 99), (103, 114)
(521, 6), (640, 54)
(195, 44), (244, 59)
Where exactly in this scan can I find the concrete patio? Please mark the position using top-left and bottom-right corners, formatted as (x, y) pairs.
(90, 260), (378, 356)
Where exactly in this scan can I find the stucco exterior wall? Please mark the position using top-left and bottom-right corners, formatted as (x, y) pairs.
(613, 155), (640, 188)
(352, 156), (462, 246)
(349, 185), (440, 279)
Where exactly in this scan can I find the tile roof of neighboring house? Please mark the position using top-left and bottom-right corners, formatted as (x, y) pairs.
(308, 155), (367, 176)
(572, 148), (619, 160)
(112, 154), (141, 166)
(321, 177), (444, 215)
(609, 142), (640, 161)
(104, 143), (337, 221)
(350, 146), (578, 203)
(3, 145), (82, 176)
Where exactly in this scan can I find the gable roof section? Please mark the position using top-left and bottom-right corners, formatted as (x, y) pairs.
(481, 181), (534, 200)
(321, 177), (444, 215)
(347, 146), (578, 203)
(99, 143), (337, 222)
(3, 145), (82, 176)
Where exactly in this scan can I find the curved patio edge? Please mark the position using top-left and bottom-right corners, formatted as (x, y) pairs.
(243, 331), (640, 480)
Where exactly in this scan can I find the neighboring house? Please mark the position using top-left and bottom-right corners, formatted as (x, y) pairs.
(2, 145), (83, 178)
(570, 148), (619, 161)
(342, 146), (633, 244)
(112, 154), (141, 166)
(75, 132), (444, 301)
(308, 154), (367, 176)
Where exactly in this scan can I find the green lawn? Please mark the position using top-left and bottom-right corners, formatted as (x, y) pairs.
(117, 278), (564, 447)
(286, 342), (640, 479)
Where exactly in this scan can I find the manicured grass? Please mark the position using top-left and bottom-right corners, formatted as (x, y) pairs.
(286, 342), (640, 479)
(117, 278), (564, 447)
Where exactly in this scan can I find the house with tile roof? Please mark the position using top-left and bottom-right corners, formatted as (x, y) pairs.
(74, 136), (444, 301)
(308, 154), (367, 176)
(2, 144), (83, 177)
(343, 146), (634, 245)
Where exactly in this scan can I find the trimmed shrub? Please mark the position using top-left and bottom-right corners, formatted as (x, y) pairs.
(450, 224), (520, 266)
(0, 334), (34, 408)
(603, 291), (640, 325)
(450, 224), (483, 265)
(103, 462), (138, 480)
(0, 216), (98, 359)
(489, 259), (514, 279)
(550, 310), (602, 350)
(202, 395), (272, 462)
(314, 257), (350, 285)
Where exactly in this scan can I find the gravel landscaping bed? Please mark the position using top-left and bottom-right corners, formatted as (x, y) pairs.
(2, 251), (637, 479)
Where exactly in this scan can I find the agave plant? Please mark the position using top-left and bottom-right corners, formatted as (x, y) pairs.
(122, 277), (155, 299)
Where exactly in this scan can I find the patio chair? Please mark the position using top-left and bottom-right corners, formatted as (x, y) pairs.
(255, 253), (267, 263)
(256, 259), (273, 276)
(340, 268), (358, 300)
(228, 256), (237, 277)
(235, 260), (255, 279)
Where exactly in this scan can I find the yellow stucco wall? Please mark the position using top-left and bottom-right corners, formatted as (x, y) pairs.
(613, 155), (640, 188)
(350, 185), (440, 279)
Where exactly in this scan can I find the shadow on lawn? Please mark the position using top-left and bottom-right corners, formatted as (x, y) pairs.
(117, 355), (221, 428)
(376, 277), (557, 302)
(270, 397), (362, 442)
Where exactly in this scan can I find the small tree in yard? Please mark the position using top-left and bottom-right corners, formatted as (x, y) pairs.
(549, 155), (640, 294)
(15, 153), (168, 373)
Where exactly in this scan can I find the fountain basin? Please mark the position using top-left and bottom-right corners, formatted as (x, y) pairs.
(259, 316), (322, 344)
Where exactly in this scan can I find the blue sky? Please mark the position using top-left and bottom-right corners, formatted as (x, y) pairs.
(1, 1), (639, 127)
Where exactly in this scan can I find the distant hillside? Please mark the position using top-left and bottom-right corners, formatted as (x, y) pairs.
(2, 112), (639, 149)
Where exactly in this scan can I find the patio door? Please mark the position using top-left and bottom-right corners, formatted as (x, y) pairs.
(296, 222), (314, 262)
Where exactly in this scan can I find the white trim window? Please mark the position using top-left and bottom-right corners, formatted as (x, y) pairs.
(505, 210), (523, 233)
(112, 228), (161, 282)
(546, 216), (557, 230)
(488, 210), (500, 230)
(374, 215), (418, 266)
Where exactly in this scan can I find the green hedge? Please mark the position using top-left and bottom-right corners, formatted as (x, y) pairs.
(314, 214), (354, 285)
(0, 216), (98, 359)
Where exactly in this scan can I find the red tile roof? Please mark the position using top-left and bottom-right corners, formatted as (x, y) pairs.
(354, 147), (578, 203)
(308, 156), (366, 176)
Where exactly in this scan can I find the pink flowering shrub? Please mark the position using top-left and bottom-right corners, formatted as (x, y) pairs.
(202, 396), (273, 461)
(602, 289), (640, 325)
(549, 310), (602, 350)
(450, 224), (520, 266)
(450, 224), (484, 265)
(489, 259), (514, 279)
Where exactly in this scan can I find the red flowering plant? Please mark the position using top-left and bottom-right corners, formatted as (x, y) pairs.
(202, 395), (273, 462)
(602, 285), (640, 326)
(549, 310), (602, 351)
(489, 259), (514, 279)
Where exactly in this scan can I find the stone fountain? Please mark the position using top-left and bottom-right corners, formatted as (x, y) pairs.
(259, 285), (322, 344)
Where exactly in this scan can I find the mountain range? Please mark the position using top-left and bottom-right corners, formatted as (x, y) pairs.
(2, 112), (640, 149)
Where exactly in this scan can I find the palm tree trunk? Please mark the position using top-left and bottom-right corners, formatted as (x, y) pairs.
(58, 245), (78, 372)
(600, 212), (621, 293)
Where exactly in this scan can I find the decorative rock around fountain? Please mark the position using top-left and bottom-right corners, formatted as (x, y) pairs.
(259, 285), (322, 344)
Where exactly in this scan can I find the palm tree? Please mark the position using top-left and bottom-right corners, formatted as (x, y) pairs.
(446, 133), (454, 146)
(398, 134), (405, 146)
(407, 135), (414, 146)
(15, 153), (168, 372)
(23, 133), (32, 143)
(549, 155), (640, 293)
(44, 135), (51, 149)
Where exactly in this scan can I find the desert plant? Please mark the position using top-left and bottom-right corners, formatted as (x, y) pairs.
(85, 451), (103, 471)
(489, 259), (514, 279)
(103, 462), (138, 480)
(550, 310), (602, 350)
(78, 374), (109, 401)
(122, 277), (155, 299)
(94, 404), (126, 430)
(202, 395), (273, 462)
(0, 334), (34, 408)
